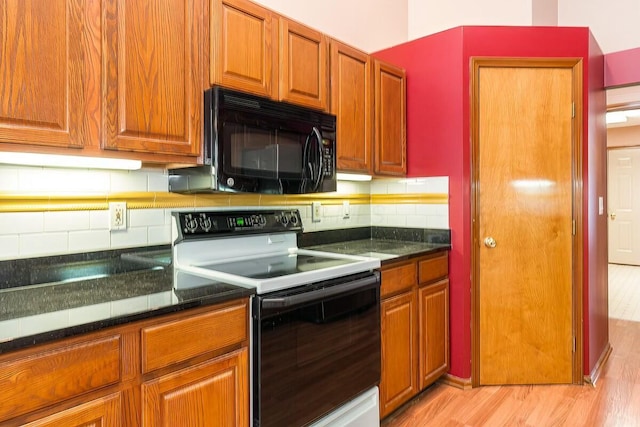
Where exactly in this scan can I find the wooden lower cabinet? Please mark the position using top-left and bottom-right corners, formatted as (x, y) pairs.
(22, 393), (121, 427)
(142, 348), (248, 427)
(418, 279), (450, 389)
(0, 299), (249, 427)
(379, 252), (449, 419)
(380, 290), (417, 417)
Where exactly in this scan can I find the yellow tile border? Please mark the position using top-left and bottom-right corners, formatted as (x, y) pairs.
(371, 193), (448, 204)
(0, 192), (448, 212)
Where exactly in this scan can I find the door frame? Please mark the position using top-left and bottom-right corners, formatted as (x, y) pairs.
(470, 57), (584, 387)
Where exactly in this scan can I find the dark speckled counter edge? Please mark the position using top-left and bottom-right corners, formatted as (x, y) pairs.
(0, 285), (254, 354)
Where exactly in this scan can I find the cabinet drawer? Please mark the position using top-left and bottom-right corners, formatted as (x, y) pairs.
(381, 262), (416, 298)
(418, 253), (448, 285)
(0, 335), (121, 421)
(142, 300), (248, 373)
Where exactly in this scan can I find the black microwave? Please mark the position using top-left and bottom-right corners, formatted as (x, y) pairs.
(169, 86), (337, 194)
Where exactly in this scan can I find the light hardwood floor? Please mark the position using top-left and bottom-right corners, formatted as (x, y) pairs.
(383, 265), (640, 427)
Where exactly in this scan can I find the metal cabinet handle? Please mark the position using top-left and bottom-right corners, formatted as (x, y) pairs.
(484, 237), (497, 248)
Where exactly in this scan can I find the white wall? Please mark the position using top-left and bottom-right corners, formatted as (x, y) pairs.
(408, 0), (533, 40)
(558, 0), (640, 53)
(251, 0), (408, 52)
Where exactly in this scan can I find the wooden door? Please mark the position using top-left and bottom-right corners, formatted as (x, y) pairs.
(279, 17), (328, 111)
(473, 60), (579, 385)
(380, 290), (417, 418)
(142, 348), (249, 426)
(210, 0), (278, 98)
(330, 40), (373, 173)
(23, 394), (121, 427)
(374, 60), (406, 176)
(103, 0), (203, 157)
(418, 279), (449, 389)
(608, 147), (640, 265)
(0, 0), (100, 150)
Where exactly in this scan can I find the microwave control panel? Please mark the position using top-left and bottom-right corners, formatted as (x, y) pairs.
(172, 210), (303, 240)
(322, 139), (334, 177)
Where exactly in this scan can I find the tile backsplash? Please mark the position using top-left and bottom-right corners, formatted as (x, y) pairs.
(0, 165), (449, 260)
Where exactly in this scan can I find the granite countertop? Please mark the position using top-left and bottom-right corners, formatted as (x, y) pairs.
(0, 249), (253, 354)
(0, 227), (450, 354)
(307, 239), (450, 264)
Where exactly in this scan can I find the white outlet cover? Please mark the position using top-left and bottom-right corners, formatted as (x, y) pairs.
(109, 202), (127, 231)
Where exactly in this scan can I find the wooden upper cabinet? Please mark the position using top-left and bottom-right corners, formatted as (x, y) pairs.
(102, 0), (203, 157)
(211, 0), (278, 98)
(330, 40), (373, 173)
(279, 17), (328, 111)
(0, 0), (100, 150)
(374, 59), (406, 176)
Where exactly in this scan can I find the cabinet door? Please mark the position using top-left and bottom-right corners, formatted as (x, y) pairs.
(103, 0), (203, 157)
(142, 348), (249, 427)
(279, 17), (328, 111)
(211, 0), (278, 98)
(374, 60), (406, 176)
(380, 290), (417, 418)
(0, 0), (100, 150)
(23, 393), (121, 427)
(418, 279), (449, 390)
(330, 40), (372, 173)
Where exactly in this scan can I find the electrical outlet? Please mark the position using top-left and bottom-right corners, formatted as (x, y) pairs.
(109, 202), (127, 231)
(342, 201), (350, 219)
(312, 201), (321, 223)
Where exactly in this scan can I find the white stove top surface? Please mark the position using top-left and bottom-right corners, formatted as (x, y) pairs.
(175, 248), (380, 294)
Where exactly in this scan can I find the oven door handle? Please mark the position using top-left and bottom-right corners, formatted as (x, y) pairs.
(261, 273), (379, 309)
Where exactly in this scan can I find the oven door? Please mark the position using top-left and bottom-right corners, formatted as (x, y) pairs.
(253, 271), (381, 427)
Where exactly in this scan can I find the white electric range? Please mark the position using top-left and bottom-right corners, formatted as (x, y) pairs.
(171, 209), (381, 427)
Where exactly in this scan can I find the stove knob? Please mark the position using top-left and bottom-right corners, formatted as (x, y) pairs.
(290, 214), (298, 225)
(184, 214), (198, 233)
(280, 214), (289, 225)
(199, 214), (212, 232)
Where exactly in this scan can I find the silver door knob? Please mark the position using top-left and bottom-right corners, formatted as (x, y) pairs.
(484, 237), (496, 248)
(610, 212), (616, 221)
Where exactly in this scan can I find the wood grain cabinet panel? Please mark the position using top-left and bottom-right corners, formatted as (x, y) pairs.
(0, 0), (100, 149)
(211, 0), (278, 98)
(374, 59), (406, 176)
(279, 17), (328, 111)
(142, 348), (249, 427)
(22, 393), (121, 427)
(380, 261), (416, 298)
(102, 0), (203, 157)
(330, 40), (373, 173)
(418, 252), (449, 285)
(380, 290), (417, 418)
(418, 279), (450, 390)
(141, 300), (248, 373)
(0, 335), (121, 421)
(379, 254), (449, 420)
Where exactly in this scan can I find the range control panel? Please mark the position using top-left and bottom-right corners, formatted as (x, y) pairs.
(173, 209), (303, 241)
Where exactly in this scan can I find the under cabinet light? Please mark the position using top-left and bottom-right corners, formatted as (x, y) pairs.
(336, 173), (372, 181)
(606, 111), (628, 124)
(0, 152), (142, 170)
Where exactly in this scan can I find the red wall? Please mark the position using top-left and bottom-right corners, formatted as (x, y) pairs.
(605, 47), (640, 87)
(586, 32), (609, 377)
(375, 26), (608, 380)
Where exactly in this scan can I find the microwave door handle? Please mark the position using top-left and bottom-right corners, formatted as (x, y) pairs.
(311, 127), (323, 191)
